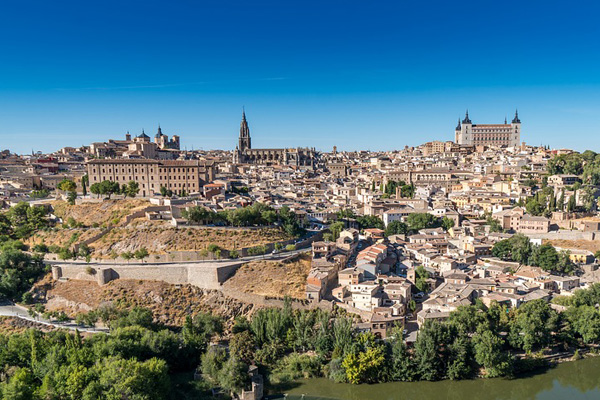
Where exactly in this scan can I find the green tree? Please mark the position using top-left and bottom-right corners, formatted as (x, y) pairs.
(567, 193), (577, 212)
(441, 217), (455, 231)
(342, 334), (386, 384)
(487, 216), (503, 233)
(387, 325), (415, 381)
(229, 330), (256, 364)
(446, 336), (473, 380)
(83, 357), (170, 400)
(533, 244), (557, 271)
(557, 189), (565, 211)
(356, 215), (384, 230)
(123, 181), (140, 198)
(473, 328), (512, 377)
(90, 182), (101, 198)
(134, 247), (149, 261)
(406, 213), (438, 232)
(400, 183), (416, 198)
(509, 299), (558, 352)
(57, 179), (77, 192)
(81, 174), (88, 196)
(328, 221), (345, 240)
(413, 320), (449, 381)
(525, 198), (544, 216)
(201, 345), (227, 385)
(0, 249), (46, 301)
(218, 357), (250, 394)
(261, 210), (277, 225)
(566, 305), (600, 344)
(66, 190), (77, 205)
(1, 367), (36, 400)
(414, 265), (430, 293)
(385, 220), (408, 236)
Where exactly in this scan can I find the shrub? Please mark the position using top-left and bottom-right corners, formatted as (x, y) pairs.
(21, 292), (34, 305)
(32, 243), (49, 253)
(207, 244), (220, 253)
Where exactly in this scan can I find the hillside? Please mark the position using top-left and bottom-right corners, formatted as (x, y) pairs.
(223, 252), (312, 299)
(51, 199), (150, 227)
(25, 200), (291, 257)
(33, 276), (261, 329)
(25, 228), (101, 249)
(90, 222), (291, 256)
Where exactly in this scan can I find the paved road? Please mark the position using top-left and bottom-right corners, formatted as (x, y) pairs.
(45, 248), (310, 267)
(0, 301), (108, 334)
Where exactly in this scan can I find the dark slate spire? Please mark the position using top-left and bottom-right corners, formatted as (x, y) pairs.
(504, 116), (507, 124)
(462, 109), (472, 124)
(512, 109), (521, 123)
(138, 129), (149, 139)
(456, 117), (461, 130)
(155, 124), (163, 138)
(238, 108), (251, 151)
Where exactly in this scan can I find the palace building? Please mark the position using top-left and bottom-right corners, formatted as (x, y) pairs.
(87, 159), (215, 197)
(455, 110), (521, 147)
(233, 111), (317, 167)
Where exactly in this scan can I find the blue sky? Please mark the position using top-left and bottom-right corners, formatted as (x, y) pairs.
(1, 0), (599, 154)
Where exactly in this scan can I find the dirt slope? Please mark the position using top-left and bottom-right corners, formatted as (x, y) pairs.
(33, 276), (261, 328)
(91, 223), (291, 256)
(223, 253), (312, 300)
(544, 239), (600, 253)
(51, 199), (150, 227)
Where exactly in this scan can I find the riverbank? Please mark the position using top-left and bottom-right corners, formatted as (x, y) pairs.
(278, 355), (600, 400)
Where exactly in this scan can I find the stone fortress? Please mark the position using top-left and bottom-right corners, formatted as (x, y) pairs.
(455, 110), (521, 147)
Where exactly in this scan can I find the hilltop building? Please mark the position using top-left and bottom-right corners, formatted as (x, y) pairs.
(87, 159), (215, 197)
(88, 126), (180, 159)
(233, 111), (317, 167)
(455, 110), (521, 147)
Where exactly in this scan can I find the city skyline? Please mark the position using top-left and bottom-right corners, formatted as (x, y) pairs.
(2, 0), (600, 153)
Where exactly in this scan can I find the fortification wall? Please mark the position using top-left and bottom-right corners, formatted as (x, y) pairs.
(50, 261), (245, 290)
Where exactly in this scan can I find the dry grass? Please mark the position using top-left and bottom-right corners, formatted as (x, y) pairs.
(35, 278), (260, 328)
(223, 253), (312, 300)
(31, 200), (290, 257)
(0, 316), (56, 334)
(91, 225), (291, 256)
(51, 199), (149, 227)
(25, 228), (101, 248)
(544, 239), (600, 253)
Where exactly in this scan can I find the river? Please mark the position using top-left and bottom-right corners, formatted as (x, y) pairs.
(279, 357), (600, 400)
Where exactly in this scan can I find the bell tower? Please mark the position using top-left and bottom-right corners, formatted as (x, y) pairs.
(238, 109), (251, 152)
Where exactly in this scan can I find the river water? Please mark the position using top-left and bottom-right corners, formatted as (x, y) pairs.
(282, 357), (600, 400)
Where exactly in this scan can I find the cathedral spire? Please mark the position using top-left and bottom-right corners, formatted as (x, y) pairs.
(456, 117), (461, 130)
(239, 109), (251, 151)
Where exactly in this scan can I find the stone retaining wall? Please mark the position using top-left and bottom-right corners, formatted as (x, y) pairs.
(50, 261), (245, 290)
